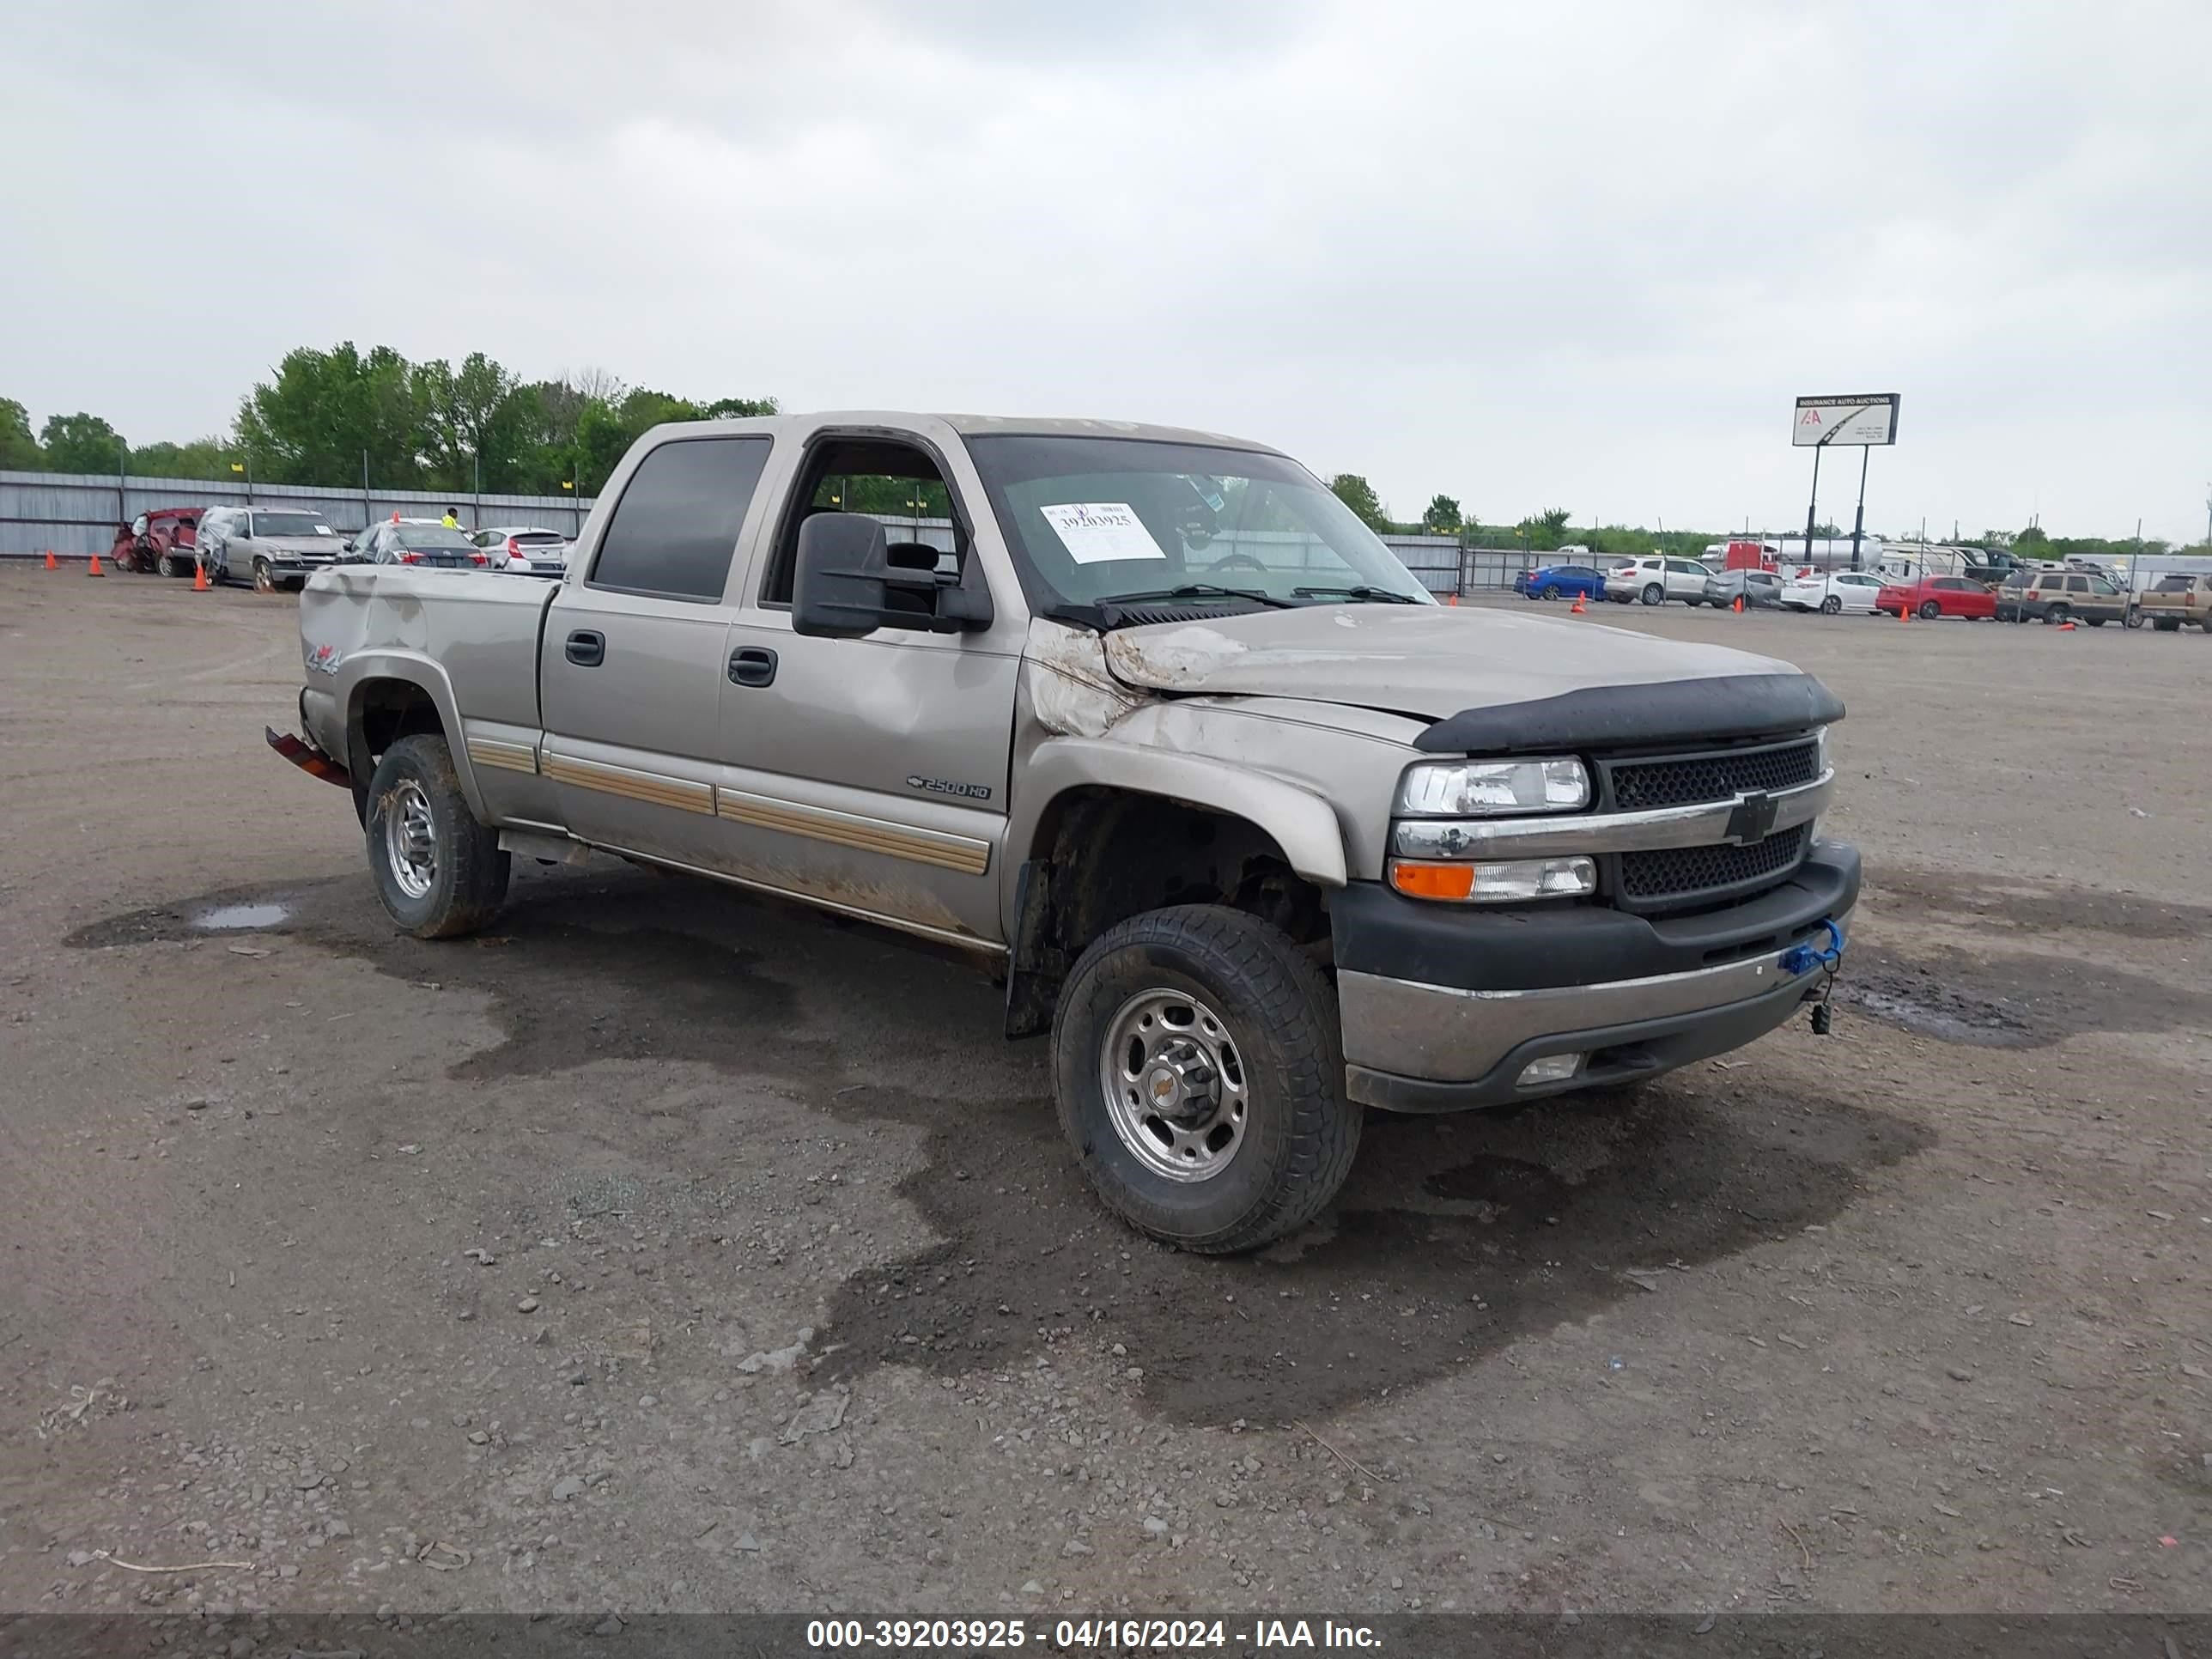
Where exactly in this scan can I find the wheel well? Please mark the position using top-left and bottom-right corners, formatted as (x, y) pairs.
(347, 679), (447, 820)
(1004, 787), (1329, 1038)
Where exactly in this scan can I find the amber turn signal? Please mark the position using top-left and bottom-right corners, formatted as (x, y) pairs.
(1388, 860), (1477, 901)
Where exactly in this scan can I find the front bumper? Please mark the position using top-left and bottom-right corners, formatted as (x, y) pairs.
(1334, 840), (1859, 1111)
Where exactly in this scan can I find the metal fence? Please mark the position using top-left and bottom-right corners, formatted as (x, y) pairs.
(5, 470), (1557, 596)
(0, 469), (599, 557)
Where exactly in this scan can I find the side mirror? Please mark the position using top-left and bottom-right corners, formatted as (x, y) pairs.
(792, 513), (992, 638)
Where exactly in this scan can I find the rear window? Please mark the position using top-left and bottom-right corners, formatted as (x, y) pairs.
(2153, 575), (2193, 592)
(513, 532), (565, 547)
(588, 436), (771, 601)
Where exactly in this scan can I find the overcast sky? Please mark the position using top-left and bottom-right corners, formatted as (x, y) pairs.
(5, 0), (2209, 541)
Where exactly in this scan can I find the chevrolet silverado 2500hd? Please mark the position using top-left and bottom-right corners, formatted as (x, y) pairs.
(275, 412), (1856, 1253)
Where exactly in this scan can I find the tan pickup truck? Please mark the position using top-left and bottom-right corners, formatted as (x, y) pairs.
(272, 411), (1856, 1252)
(2136, 572), (2212, 633)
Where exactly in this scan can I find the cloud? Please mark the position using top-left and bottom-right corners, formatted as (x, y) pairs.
(3, 0), (2206, 538)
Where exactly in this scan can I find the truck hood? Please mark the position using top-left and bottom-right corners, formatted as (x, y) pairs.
(1098, 604), (1799, 722)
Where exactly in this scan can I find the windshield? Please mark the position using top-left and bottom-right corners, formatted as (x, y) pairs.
(392, 526), (474, 550)
(963, 435), (1431, 610)
(252, 512), (332, 538)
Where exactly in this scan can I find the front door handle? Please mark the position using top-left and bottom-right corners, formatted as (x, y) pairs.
(565, 629), (605, 667)
(728, 646), (778, 688)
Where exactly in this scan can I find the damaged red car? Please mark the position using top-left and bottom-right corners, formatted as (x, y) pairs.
(111, 507), (204, 576)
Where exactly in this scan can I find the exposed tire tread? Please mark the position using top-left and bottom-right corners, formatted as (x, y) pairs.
(1053, 904), (1358, 1255)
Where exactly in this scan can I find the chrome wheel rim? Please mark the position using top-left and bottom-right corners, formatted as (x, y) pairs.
(1099, 988), (1248, 1183)
(383, 780), (437, 901)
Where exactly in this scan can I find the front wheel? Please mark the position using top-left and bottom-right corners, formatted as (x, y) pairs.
(252, 558), (275, 594)
(1052, 905), (1358, 1254)
(1640, 583), (1663, 605)
(1820, 595), (1842, 616)
(364, 733), (510, 939)
(2124, 608), (2145, 629)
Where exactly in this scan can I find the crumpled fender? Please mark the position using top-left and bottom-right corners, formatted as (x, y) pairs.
(1010, 735), (1349, 890)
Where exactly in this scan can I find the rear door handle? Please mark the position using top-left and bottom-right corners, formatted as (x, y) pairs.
(565, 629), (605, 667)
(727, 647), (778, 688)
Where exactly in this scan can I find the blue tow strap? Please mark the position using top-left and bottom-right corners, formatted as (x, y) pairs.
(1779, 918), (1846, 978)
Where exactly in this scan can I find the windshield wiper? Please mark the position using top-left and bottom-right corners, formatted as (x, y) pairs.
(1292, 584), (1422, 604)
(1093, 583), (1297, 610)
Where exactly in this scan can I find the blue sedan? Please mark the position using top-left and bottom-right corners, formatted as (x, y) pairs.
(1521, 562), (1606, 601)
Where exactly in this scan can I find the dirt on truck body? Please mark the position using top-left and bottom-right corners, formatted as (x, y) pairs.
(272, 410), (1856, 1253)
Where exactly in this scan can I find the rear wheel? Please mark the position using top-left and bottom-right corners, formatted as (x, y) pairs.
(1640, 583), (1663, 605)
(2151, 618), (2180, 632)
(2045, 603), (2071, 625)
(364, 733), (509, 939)
(1052, 905), (1358, 1254)
(1917, 599), (1941, 620)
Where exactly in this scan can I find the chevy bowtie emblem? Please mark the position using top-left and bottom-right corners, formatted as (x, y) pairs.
(1723, 791), (1779, 846)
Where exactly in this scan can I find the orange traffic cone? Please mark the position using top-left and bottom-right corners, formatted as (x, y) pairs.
(87, 552), (105, 578)
(191, 560), (210, 592)
(1447, 592), (1459, 607)
(1570, 593), (1588, 614)
(2058, 620), (2077, 631)
(1732, 594), (1745, 614)
(1897, 603), (1908, 623)
(44, 550), (58, 570)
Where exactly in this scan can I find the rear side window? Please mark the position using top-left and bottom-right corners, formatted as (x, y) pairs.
(588, 437), (771, 601)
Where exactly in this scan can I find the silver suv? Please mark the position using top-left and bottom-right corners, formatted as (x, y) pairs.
(198, 506), (345, 592)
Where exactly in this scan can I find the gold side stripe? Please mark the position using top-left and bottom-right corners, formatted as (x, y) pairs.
(542, 754), (715, 815)
(466, 737), (540, 775)
(714, 787), (991, 877)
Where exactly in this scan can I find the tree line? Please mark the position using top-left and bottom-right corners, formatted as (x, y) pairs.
(1, 344), (775, 499)
(3, 359), (2195, 556)
(1323, 476), (2201, 560)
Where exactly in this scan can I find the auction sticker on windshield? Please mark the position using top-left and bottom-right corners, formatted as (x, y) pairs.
(1040, 502), (1166, 564)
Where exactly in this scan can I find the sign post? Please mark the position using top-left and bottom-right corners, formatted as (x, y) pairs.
(1793, 394), (1900, 569)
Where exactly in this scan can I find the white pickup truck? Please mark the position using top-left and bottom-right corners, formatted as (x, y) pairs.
(273, 411), (1856, 1253)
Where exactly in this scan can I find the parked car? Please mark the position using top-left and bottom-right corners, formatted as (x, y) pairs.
(1701, 569), (1784, 610)
(1779, 570), (1884, 615)
(1874, 575), (1997, 621)
(1604, 555), (1711, 605)
(198, 506), (346, 592)
(472, 525), (571, 577)
(1994, 568), (2132, 626)
(2135, 572), (2212, 634)
(347, 519), (492, 570)
(1522, 562), (1606, 602)
(109, 507), (201, 575)
(271, 409), (1856, 1255)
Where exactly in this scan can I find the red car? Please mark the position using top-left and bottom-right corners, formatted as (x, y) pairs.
(1875, 574), (1996, 621)
(109, 506), (202, 576)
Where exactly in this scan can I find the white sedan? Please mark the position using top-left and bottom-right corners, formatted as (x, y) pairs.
(1780, 570), (1885, 615)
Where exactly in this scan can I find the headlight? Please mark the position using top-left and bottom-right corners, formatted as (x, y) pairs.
(1397, 757), (1589, 817)
(1814, 725), (1831, 773)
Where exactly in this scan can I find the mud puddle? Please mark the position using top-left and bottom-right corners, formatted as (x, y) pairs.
(1833, 941), (2212, 1047)
(71, 864), (1929, 1423)
(191, 901), (293, 931)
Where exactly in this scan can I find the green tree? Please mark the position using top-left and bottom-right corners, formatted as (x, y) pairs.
(131, 437), (240, 478)
(417, 352), (529, 490)
(238, 342), (426, 488)
(1329, 473), (1389, 532)
(1516, 507), (1573, 551)
(40, 411), (125, 474)
(701, 396), (778, 420)
(0, 398), (40, 469)
(2012, 526), (2051, 557)
(1421, 494), (1462, 534)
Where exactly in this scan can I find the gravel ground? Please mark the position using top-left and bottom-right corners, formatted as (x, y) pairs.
(1, 567), (2207, 1625)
